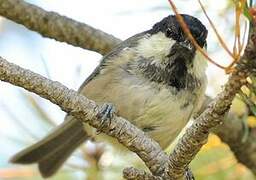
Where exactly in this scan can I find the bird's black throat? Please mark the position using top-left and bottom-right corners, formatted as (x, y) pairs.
(125, 53), (201, 91)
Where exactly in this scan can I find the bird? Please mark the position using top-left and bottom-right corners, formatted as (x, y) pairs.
(10, 14), (208, 178)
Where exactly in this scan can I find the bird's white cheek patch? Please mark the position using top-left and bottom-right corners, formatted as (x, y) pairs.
(189, 50), (208, 78)
(136, 32), (175, 61)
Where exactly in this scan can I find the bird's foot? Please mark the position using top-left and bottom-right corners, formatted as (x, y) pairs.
(184, 167), (195, 180)
(96, 103), (115, 134)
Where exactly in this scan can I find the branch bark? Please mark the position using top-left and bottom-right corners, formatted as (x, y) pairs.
(123, 167), (161, 180)
(0, 0), (121, 55)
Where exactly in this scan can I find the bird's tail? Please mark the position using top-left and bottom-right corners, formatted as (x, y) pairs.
(10, 116), (88, 178)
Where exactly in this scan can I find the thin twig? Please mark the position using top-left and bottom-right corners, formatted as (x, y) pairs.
(198, 0), (234, 59)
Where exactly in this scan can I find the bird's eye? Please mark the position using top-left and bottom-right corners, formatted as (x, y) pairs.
(204, 41), (207, 49)
(165, 28), (173, 38)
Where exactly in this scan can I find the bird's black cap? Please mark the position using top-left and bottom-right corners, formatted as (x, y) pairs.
(149, 14), (208, 47)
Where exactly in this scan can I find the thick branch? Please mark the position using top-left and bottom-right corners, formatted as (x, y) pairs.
(0, 57), (168, 177)
(0, 0), (121, 55)
(167, 28), (256, 179)
(213, 112), (256, 174)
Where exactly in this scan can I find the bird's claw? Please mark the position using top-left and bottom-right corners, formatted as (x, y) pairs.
(184, 167), (195, 180)
(96, 103), (115, 134)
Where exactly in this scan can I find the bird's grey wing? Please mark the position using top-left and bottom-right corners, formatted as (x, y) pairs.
(78, 31), (147, 92)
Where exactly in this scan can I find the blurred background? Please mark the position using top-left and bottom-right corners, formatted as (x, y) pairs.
(0, 0), (254, 179)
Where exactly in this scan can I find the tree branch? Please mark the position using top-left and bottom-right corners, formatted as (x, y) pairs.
(213, 111), (256, 174)
(199, 95), (256, 175)
(167, 26), (256, 179)
(0, 56), (169, 178)
(123, 167), (161, 180)
(0, 0), (121, 55)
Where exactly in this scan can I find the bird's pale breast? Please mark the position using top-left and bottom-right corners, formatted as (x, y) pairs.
(82, 62), (206, 149)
